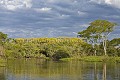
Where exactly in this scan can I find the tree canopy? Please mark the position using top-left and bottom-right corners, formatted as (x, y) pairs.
(78, 20), (117, 55)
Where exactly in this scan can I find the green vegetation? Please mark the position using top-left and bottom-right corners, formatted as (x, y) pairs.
(60, 56), (120, 63)
(0, 59), (6, 67)
(78, 20), (117, 56)
(4, 38), (87, 59)
(0, 32), (7, 57)
(0, 19), (119, 61)
(78, 56), (120, 62)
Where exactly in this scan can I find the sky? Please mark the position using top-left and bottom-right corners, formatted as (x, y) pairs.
(0, 0), (120, 39)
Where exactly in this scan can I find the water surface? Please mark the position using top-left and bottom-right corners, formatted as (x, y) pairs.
(0, 59), (120, 80)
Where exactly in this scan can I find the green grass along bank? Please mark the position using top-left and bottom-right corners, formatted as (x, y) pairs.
(60, 56), (120, 63)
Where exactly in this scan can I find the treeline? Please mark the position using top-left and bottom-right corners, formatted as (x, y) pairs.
(1, 37), (119, 60)
(4, 38), (88, 60)
(0, 32), (120, 60)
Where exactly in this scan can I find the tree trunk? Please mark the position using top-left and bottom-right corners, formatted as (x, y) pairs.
(92, 44), (97, 56)
(102, 35), (107, 56)
(104, 39), (107, 56)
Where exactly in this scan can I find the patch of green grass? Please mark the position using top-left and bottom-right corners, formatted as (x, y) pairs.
(60, 56), (120, 62)
(60, 58), (74, 61)
(79, 56), (103, 62)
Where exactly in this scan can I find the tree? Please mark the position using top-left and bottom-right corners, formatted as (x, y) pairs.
(78, 26), (101, 56)
(78, 20), (117, 55)
(0, 32), (7, 56)
(90, 20), (117, 55)
(109, 38), (120, 46)
(0, 32), (7, 45)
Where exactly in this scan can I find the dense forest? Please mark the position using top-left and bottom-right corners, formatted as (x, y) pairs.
(0, 20), (120, 61)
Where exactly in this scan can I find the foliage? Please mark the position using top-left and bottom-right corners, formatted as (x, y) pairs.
(109, 38), (120, 46)
(0, 32), (7, 45)
(0, 32), (8, 56)
(52, 50), (70, 60)
(65, 56), (120, 62)
(4, 38), (88, 59)
(78, 20), (117, 55)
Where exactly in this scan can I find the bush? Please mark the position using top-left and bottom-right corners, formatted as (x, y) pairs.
(52, 50), (70, 60)
(107, 46), (118, 56)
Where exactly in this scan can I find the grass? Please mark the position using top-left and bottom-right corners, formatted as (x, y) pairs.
(79, 56), (104, 62)
(60, 58), (74, 61)
(60, 56), (120, 63)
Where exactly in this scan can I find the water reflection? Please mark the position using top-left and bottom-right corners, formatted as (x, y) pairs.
(94, 63), (98, 80)
(93, 63), (106, 80)
(0, 59), (120, 80)
(102, 63), (106, 80)
(0, 67), (6, 80)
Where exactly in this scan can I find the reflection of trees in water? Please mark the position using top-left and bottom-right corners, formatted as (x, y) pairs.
(115, 63), (120, 80)
(0, 73), (6, 80)
(94, 63), (98, 80)
(102, 63), (106, 80)
(6, 60), (84, 79)
(108, 62), (120, 80)
(0, 68), (6, 80)
(94, 62), (120, 80)
(94, 62), (106, 80)
(5, 60), (120, 80)
(93, 63), (106, 80)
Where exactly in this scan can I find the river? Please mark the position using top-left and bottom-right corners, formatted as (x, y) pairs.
(0, 59), (120, 80)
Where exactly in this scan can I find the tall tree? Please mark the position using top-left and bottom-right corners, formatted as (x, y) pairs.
(78, 20), (117, 55)
(78, 26), (100, 55)
(90, 20), (117, 55)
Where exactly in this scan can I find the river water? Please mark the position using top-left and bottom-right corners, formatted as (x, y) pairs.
(0, 59), (120, 80)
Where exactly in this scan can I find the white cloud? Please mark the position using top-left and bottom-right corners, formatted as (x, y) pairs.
(0, 0), (32, 10)
(34, 7), (52, 12)
(105, 0), (112, 4)
(0, 0), (119, 38)
(47, 0), (74, 3)
(90, 0), (120, 8)
(78, 11), (87, 16)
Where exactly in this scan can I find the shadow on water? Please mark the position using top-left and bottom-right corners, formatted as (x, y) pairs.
(0, 59), (120, 80)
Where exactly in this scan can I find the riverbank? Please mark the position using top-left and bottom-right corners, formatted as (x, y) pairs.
(60, 56), (120, 63)
(0, 56), (120, 65)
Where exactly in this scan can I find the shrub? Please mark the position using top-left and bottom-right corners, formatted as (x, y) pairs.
(52, 50), (70, 60)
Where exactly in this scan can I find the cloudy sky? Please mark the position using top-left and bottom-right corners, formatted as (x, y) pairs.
(0, 0), (120, 39)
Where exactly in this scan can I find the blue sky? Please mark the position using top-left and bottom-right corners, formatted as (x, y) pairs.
(0, 0), (120, 39)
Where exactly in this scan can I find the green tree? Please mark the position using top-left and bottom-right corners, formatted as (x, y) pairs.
(0, 32), (7, 56)
(78, 20), (117, 55)
(0, 32), (7, 45)
(78, 26), (101, 56)
(90, 20), (117, 55)
(109, 38), (120, 46)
